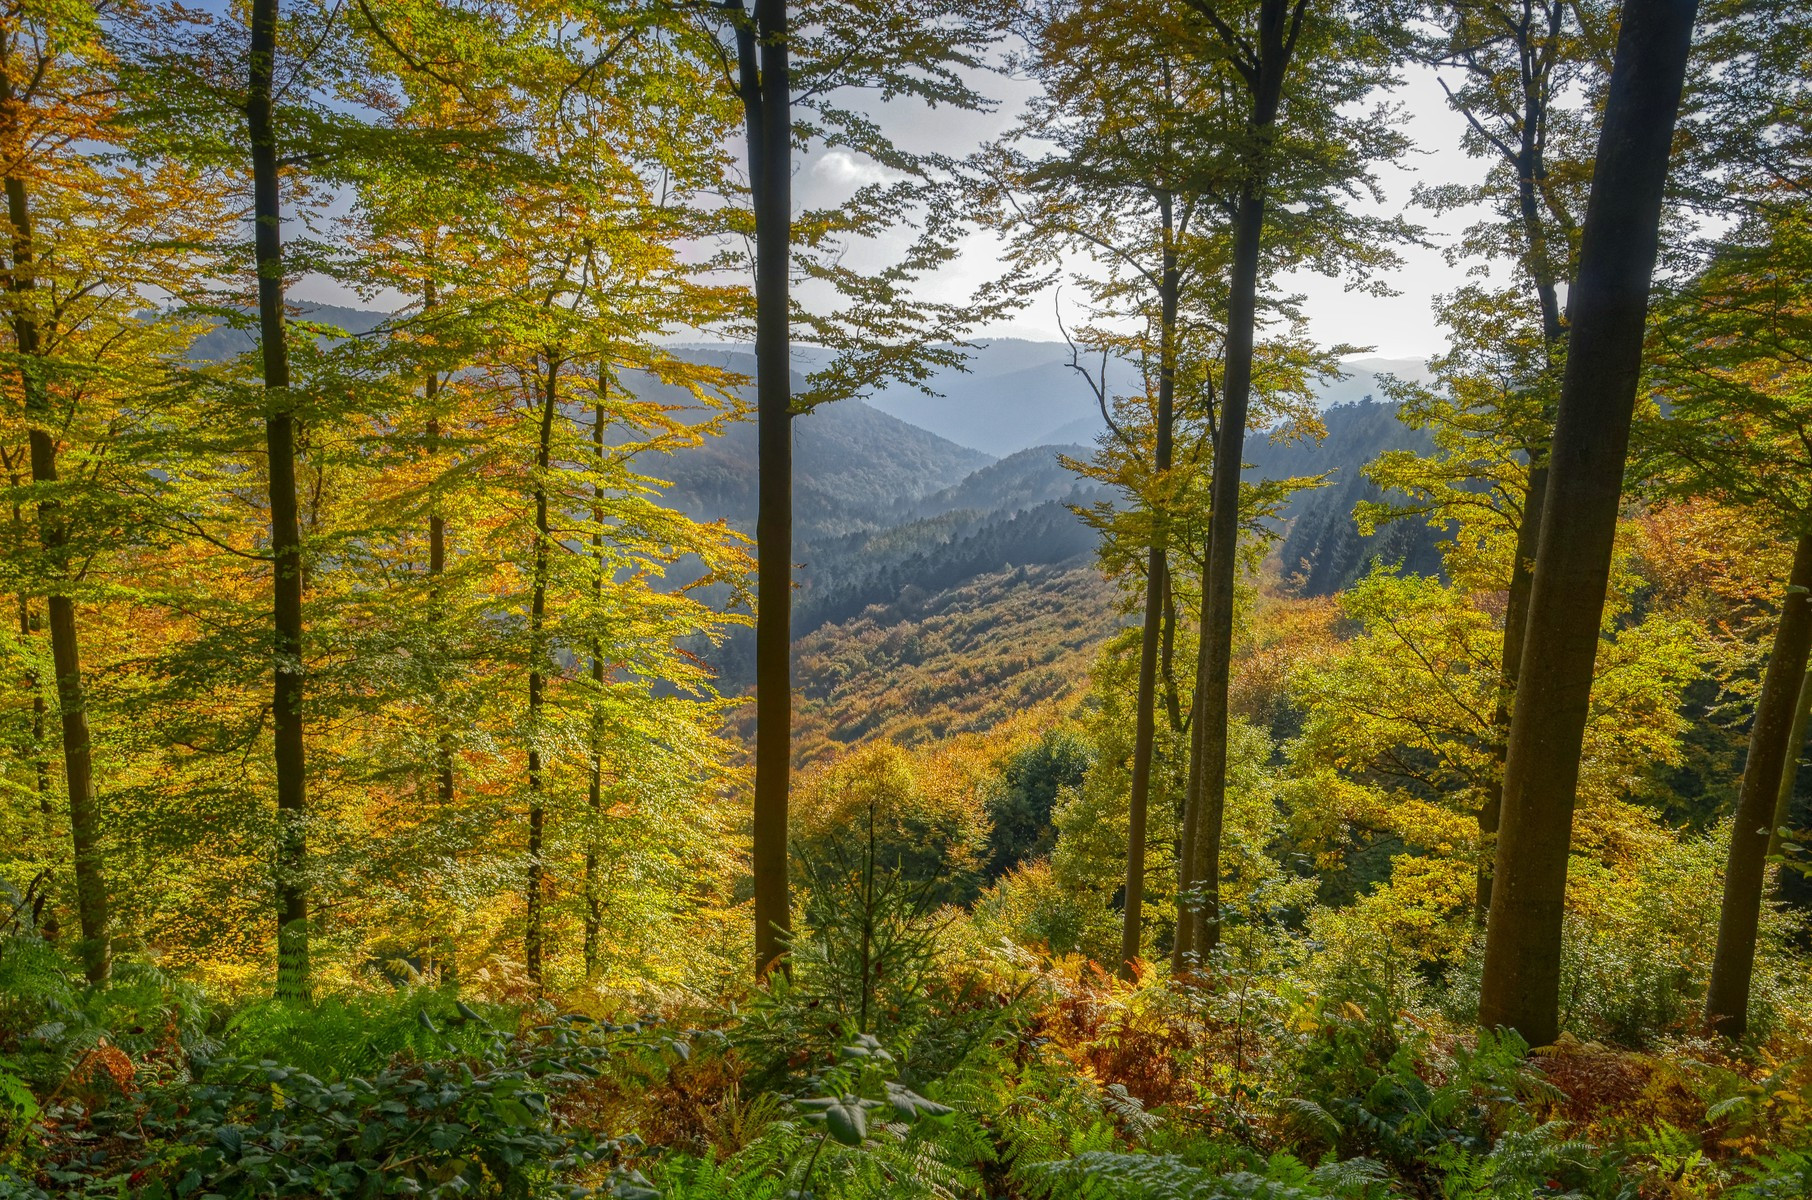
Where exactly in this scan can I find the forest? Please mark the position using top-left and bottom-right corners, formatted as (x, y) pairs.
(2, 0), (1811, 1196)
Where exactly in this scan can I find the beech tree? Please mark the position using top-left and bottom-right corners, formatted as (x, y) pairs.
(0, 0), (221, 982)
(1641, 205), (1812, 1038)
(0, 0), (113, 984)
(703, 0), (1007, 977)
(1477, 0), (1697, 1047)
(1372, 0), (1608, 909)
(1170, 0), (1407, 965)
(977, 0), (1235, 977)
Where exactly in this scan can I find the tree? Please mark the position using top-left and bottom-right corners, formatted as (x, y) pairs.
(703, 0), (1005, 977)
(0, 0), (115, 983)
(1476, 0), (1698, 1046)
(722, 0), (794, 981)
(242, 0), (314, 1001)
(363, 7), (744, 987)
(1372, 0), (1609, 908)
(978, 0), (1241, 976)
(1171, 0), (1407, 966)
(1640, 204), (1812, 1037)
(0, 0), (220, 983)
(1287, 564), (1697, 968)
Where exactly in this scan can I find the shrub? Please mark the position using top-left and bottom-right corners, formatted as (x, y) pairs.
(1, 1009), (685, 1199)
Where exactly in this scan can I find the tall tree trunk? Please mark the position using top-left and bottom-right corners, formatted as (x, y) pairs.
(1705, 534), (1812, 1037)
(1176, 181), (1262, 967)
(524, 358), (560, 986)
(5, 137), (109, 985)
(735, 0), (794, 979)
(1767, 665), (1812, 861)
(1175, 0), (1297, 970)
(9, 486), (51, 811)
(1479, 487), (1542, 912)
(584, 378), (607, 977)
(424, 282), (453, 807)
(1476, 0), (1697, 1046)
(1478, 63), (1568, 913)
(1160, 564), (1182, 734)
(1119, 201), (1177, 977)
(18, 594), (51, 812)
(249, 0), (309, 1002)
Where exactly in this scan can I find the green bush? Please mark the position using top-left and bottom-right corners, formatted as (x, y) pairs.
(215, 988), (513, 1080)
(0, 1010), (684, 1199)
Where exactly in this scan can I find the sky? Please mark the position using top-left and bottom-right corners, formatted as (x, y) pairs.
(791, 59), (1497, 363)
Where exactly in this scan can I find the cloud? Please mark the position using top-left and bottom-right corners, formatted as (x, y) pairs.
(808, 149), (899, 191)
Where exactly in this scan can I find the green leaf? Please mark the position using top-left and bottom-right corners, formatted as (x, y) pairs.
(885, 1082), (953, 1121)
(797, 1094), (872, 1146)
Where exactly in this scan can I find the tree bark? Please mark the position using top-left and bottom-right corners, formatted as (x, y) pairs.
(1705, 534), (1812, 1037)
(1476, 0), (1697, 1047)
(9, 488), (51, 812)
(735, 0), (795, 980)
(1119, 200), (1177, 977)
(524, 358), (560, 987)
(1469, 1), (1568, 915)
(1479, 465), (1544, 911)
(1176, 0), (1295, 964)
(584, 379), (607, 977)
(4, 167), (108, 983)
(424, 282), (453, 807)
(1177, 179), (1263, 966)
(249, 0), (310, 1002)
(20, 595), (51, 811)
(1767, 663), (1812, 862)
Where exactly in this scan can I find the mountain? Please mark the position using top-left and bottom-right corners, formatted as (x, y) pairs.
(623, 348), (994, 541)
(1246, 399), (1446, 595)
(905, 444), (1098, 521)
(1314, 356), (1433, 408)
(186, 302), (391, 361)
(731, 558), (1124, 768)
(864, 340), (1113, 456)
(861, 342), (1432, 457)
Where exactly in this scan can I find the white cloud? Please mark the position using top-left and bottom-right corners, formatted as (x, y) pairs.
(808, 149), (899, 191)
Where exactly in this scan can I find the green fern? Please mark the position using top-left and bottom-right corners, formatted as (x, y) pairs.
(1024, 1151), (1389, 1200)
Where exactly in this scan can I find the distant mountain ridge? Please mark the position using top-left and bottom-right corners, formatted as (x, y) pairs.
(627, 349), (993, 541)
(858, 341), (1432, 457)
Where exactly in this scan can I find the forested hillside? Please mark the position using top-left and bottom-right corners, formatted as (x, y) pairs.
(6, 1), (1812, 1200)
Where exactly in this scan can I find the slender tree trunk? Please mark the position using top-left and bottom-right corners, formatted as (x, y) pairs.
(1476, 33), (1568, 914)
(5, 135), (109, 984)
(1177, 182), (1262, 966)
(584, 378), (607, 977)
(1160, 565), (1182, 734)
(1767, 665), (1812, 861)
(18, 594), (51, 812)
(1705, 534), (1812, 1037)
(1119, 202), (1177, 977)
(424, 282), (453, 807)
(1476, 0), (1697, 1046)
(249, 0), (309, 1002)
(1175, 675), (1205, 969)
(1773, 670), (1812, 922)
(524, 358), (560, 986)
(735, 0), (795, 979)
(9, 489), (51, 811)
(1175, 0), (1295, 970)
(1478, 485), (1540, 911)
